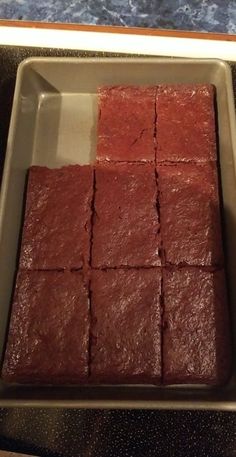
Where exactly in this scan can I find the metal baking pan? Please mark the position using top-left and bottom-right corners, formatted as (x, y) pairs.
(0, 57), (236, 409)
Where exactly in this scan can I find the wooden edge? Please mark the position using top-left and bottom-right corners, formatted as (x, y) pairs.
(0, 19), (236, 42)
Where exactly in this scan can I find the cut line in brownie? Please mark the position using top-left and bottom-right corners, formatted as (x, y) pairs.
(90, 268), (162, 384)
(156, 84), (217, 163)
(158, 162), (224, 266)
(163, 267), (231, 385)
(19, 165), (93, 270)
(92, 162), (161, 268)
(2, 271), (89, 384)
(97, 86), (156, 162)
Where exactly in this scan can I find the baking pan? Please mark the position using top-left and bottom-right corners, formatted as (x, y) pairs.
(0, 57), (236, 409)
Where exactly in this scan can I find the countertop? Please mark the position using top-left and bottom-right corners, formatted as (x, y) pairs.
(0, 0), (235, 34)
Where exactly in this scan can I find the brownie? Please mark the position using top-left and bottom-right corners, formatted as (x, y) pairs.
(97, 86), (156, 162)
(92, 163), (161, 267)
(158, 163), (224, 266)
(2, 271), (89, 384)
(156, 84), (216, 162)
(90, 268), (162, 384)
(163, 268), (231, 385)
(19, 165), (93, 270)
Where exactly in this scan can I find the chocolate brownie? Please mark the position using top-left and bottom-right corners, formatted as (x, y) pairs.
(92, 163), (161, 267)
(163, 268), (231, 385)
(158, 163), (224, 266)
(90, 268), (162, 384)
(97, 86), (156, 162)
(2, 271), (89, 384)
(156, 84), (216, 162)
(19, 165), (93, 270)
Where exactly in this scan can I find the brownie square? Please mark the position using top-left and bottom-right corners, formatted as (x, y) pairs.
(97, 86), (156, 162)
(19, 165), (93, 270)
(92, 163), (161, 268)
(2, 271), (89, 384)
(163, 267), (231, 385)
(156, 84), (216, 162)
(158, 163), (224, 266)
(90, 268), (162, 384)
